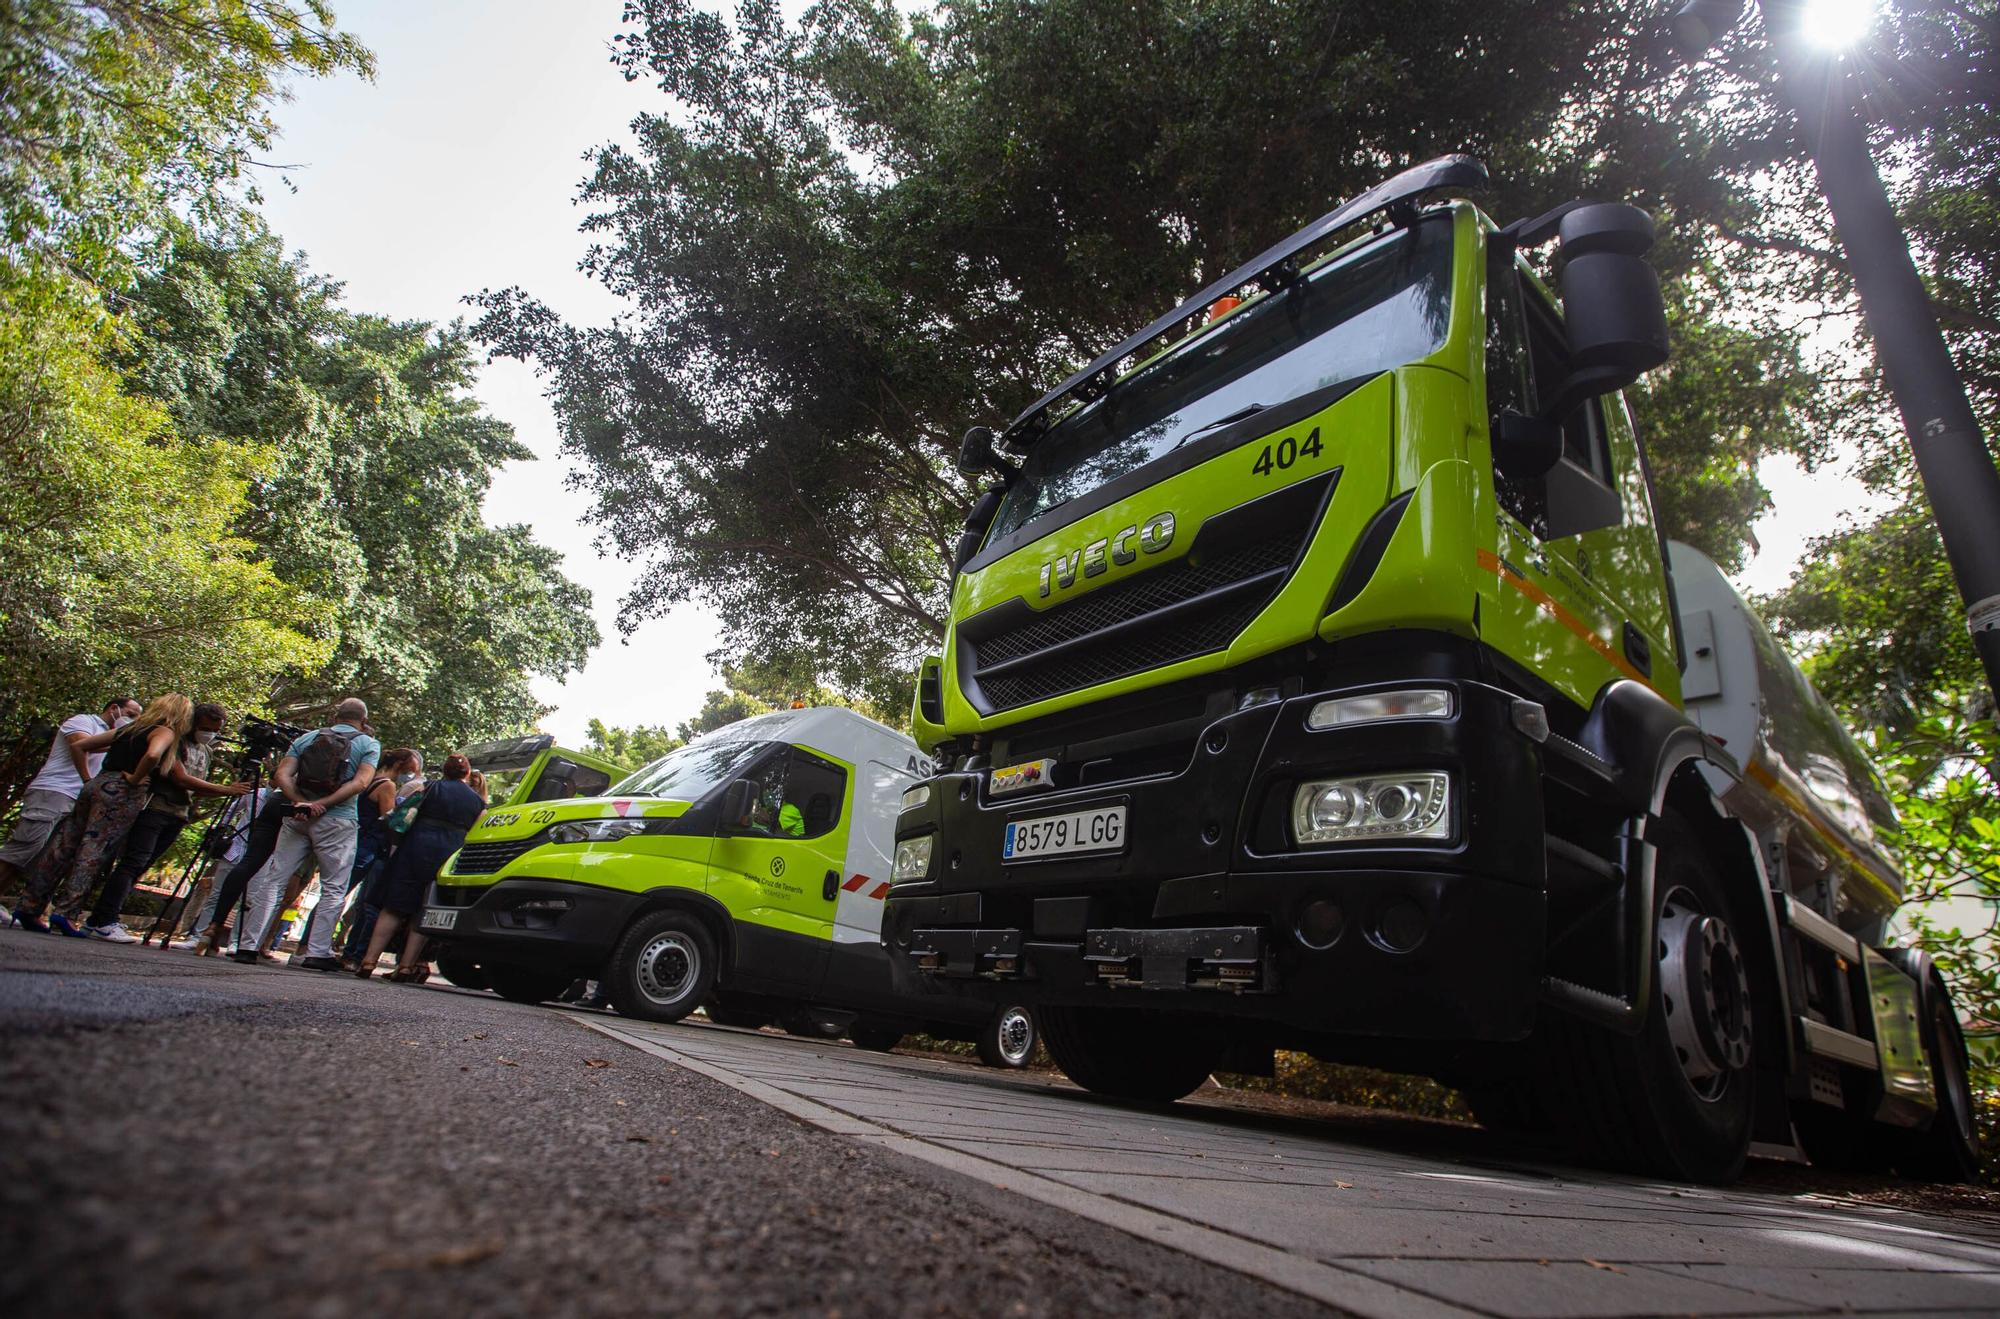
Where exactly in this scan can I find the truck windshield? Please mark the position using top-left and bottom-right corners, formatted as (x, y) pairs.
(613, 739), (770, 801)
(992, 216), (1454, 540)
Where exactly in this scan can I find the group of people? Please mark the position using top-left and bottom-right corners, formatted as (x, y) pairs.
(2, 694), (491, 981)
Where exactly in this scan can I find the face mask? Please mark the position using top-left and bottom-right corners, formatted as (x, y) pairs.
(113, 715), (134, 729)
(396, 771), (417, 786)
(195, 730), (218, 746)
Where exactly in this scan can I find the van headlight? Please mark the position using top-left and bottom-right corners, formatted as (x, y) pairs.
(901, 784), (931, 812)
(547, 819), (648, 844)
(1292, 773), (1450, 843)
(892, 834), (935, 881)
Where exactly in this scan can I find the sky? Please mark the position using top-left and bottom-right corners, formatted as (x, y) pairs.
(254, 0), (1868, 747)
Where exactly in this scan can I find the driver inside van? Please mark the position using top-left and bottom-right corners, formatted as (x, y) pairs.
(746, 783), (806, 838)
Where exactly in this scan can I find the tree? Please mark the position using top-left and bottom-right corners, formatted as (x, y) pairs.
(676, 688), (771, 743)
(584, 717), (683, 770)
(0, 0), (372, 283)
(120, 219), (601, 749)
(476, 0), (1824, 710)
(0, 270), (327, 809)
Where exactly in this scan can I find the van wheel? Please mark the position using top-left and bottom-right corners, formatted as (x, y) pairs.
(1537, 816), (1759, 1184)
(1039, 1006), (1222, 1102)
(1891, 974), (1981, 1183)
(978, 1005), (1037, 1069)
(606, 912), (717, 1023)
(484, 964), (573, 1005)
(849, 1024), (904, 1052)
(433, 954), (487, 991)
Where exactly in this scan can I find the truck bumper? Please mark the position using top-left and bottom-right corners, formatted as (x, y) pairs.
(422, 877), (639, 972)
(885, 676), (1548, 1042)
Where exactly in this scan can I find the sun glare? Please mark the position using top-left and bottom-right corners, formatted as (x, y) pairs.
(1802, 0), (1878, 51)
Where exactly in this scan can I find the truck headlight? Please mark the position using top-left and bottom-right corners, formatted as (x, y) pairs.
(547, 819), (648, 844)
(892, 834), (935, 881)
(901, 784), (931, 812)
(1306, 688), (1453, 730)
(1292, 772), (1450, 843)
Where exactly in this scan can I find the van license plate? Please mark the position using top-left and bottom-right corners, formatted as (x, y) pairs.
(1003, 805), (1126, 862)
(419, 908), (457, 931)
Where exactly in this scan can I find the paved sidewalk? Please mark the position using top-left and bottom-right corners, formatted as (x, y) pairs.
(592, 1015), (2000, 1318)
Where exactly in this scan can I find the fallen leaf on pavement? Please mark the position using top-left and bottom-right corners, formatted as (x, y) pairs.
(497, 1057), (519, 1067)
(627, 1134), (652, 1144)
(584, 1058), (613, 1069)
(1584, 1260), (1624, 1274)
(1334, 1181), (1354, 1189)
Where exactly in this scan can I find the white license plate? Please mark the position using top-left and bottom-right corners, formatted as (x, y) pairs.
(1003, 805), (1126, 862)
(419, 908), (457, 931)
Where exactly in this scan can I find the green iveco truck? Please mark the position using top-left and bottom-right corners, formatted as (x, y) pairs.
(883, 156), (1980, 1184)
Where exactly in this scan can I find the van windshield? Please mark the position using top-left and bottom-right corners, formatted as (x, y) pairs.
(613, 738), (770, 802)
(992, 217), (1454, 540)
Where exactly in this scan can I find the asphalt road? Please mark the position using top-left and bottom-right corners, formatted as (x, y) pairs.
(0, 933), (1311, 1318)
(7, 932), (2000, 1318)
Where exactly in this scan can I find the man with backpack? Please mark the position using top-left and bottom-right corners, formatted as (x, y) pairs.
(231, 698), (381, 970)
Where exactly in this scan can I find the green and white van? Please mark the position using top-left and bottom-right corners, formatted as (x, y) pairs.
(423, 709), (1026, 1061)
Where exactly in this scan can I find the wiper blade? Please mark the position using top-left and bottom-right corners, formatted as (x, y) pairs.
(1171, 403), (1268, 450)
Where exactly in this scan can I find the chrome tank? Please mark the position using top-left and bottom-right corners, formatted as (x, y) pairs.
(1667, 542), (1902, 932)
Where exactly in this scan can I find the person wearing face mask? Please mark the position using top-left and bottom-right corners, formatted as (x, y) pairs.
(0, 697), (140, 891)
(81, 702), (251, 943)
(334, 746), (422, 970)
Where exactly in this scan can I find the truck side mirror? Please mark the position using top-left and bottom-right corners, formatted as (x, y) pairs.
(720, 779), (757, 831)
(953, 488), (1005, 572)
(1548, 203), (1669, 420)
(1492, 411), (1562, 480)
(957, 426), (1001, 478)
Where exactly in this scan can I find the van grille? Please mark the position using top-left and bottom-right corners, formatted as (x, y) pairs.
(450, 835), (546, 876)
(960, 473), (1334, 714)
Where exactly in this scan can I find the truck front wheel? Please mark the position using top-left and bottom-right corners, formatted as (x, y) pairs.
(1541, 818), (1761, 1184)
(605, 911), (718, 1023)
(1039, 1006), (1222, 1102)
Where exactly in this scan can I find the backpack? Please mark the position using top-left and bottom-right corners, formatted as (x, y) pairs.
(295, 727), (357, 799)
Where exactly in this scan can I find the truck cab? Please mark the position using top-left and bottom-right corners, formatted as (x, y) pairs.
(885, 157), (1980, 1183)
(425, 708), (994, 1046)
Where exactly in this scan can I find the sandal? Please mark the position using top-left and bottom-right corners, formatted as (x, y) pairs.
(386, 966), (418, 983)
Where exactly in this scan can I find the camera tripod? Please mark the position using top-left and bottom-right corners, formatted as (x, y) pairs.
(140, 752), (265, 948)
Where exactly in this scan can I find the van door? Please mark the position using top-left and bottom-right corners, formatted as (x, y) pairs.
(705, 745), (850, 993)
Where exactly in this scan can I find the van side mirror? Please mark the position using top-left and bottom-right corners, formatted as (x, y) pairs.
(1492, 411), (1562, 480)
(953, 488), (1005, 572)
(720, 779), (757, 831)
(1548, 204), (1669, 419)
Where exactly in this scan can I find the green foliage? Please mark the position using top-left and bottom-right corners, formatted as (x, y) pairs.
(120, 220), (601, 749)
(676, 688), (773, 743)
(584, 718), (684, 771)
(1867, 715), (2000, 1087)
(1218, 1054), (1473, 1123)
(0, 0), (372, 283)
(477, 0), (1824, 704)
(0, 269), (327, 745)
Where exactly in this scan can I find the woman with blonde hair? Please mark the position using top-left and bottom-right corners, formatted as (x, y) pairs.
(12, 693), (193, 935)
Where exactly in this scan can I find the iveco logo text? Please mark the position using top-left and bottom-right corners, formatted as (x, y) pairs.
(1037, 513), (1175, 598)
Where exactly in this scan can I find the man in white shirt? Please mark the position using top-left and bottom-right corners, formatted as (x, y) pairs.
(0, 697), (142, 887)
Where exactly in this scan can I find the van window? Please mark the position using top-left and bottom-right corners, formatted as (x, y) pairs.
(526, 758), (612, 803)
(740, 747), (847, 840)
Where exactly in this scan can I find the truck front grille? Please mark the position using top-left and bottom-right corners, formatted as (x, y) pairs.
(450, 835), (545, 876)
(959, 472), (1336, 714)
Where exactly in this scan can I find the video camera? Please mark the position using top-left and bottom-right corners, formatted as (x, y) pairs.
(235, 715), (306, 761)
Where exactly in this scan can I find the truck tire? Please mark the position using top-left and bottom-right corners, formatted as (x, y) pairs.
(848, 1023), (904, 1052)
(978, 1005), (1037, 1069)
(1463, 1082), (1551, 1137)
(1039, 1006), (1222, 1102)
(433, 953), (487, 991)
(605, 911), (717, 1023)
(1537, 816), (1760, 1184)
(1891, 975), (1981, 1183)
(483, 964), (572, 1005)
